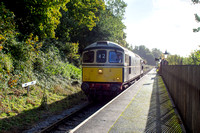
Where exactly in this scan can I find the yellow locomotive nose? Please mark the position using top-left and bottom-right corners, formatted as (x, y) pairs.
(82, 67), (122, 82)
(98, 69), (103, 74)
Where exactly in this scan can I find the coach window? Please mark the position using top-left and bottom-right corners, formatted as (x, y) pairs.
(125, 54), (129, 64)
(83, 51), (94, 63)
(97, 50), (107, 63)
(109, 51), (123, 63)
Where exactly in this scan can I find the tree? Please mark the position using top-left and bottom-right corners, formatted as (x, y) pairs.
(2, 0), (70, 39)
(132, 45), (156, 66)
(166, 55), (184, 65)
(184, 49), (200, 65)
(56, 0), (105, 48)
(56, 0), (128, 53)
(64, 0), (105, 31)
(82, 5), (127, 48)
(106, 0), (127, 20)
(192, 0), (200, 32)
(152, 48), (162, 59)
(104, 0), (127, 46)
(0, 2), (16, 47)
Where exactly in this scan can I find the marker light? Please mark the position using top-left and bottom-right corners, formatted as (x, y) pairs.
(98, 69), (103, 74)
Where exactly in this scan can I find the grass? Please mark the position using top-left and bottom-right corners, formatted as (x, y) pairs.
(0, 84), (87, 132)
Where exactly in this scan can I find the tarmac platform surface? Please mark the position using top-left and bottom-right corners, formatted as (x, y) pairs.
(72, 69), (185, 133)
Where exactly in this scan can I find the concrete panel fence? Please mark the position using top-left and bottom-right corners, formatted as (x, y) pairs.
(161, 65), (200, 133)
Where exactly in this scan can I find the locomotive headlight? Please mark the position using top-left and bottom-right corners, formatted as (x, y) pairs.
(98, 69), (103, 74)
(116, 77), (120, 80)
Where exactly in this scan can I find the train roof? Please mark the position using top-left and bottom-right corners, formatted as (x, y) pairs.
(84, 41), (125, 51)
(84, 41), (143, 60)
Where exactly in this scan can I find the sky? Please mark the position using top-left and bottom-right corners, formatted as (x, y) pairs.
(123, 0), (200, 57)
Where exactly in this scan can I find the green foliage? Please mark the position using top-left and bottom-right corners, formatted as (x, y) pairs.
(0, 2), (16, 50)
(166, 55), (184, 65)
(184, 49), (200, 65)
(56, 0), (106, 48)
(27, 0), (70, 38)
(0, 53), (13, 73)
(0, 86), (86, 132)
(192, 0), (200, 4)
(7, 41), (35, 62)
(59, 0), (128, 52)
(94, 0), (127, 46)
(164, 48), (200, 65)
(95, 7), (127, 45)
(132, 45), (161, 66)
(0, 40), (83, 131)
(152, 48), (163, 59)
(37, 41), (81, 79)
(192, 0), (200, 32)
(65, 0), (105, 31)
(66, 42), (80, 60)
(106, 0), (127, 19)
(0, 33), (42, 89)
(2, 0), (70, 39)
(193, 14), (200, 32)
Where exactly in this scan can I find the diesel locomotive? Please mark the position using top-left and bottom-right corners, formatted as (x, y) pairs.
(81, 41), (144, 100)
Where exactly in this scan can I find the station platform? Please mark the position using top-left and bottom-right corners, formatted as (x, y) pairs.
(71, 69), (185, 133)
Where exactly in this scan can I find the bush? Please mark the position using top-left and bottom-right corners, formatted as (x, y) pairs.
(39, 44), (81, 81)
(0, 2), (16, 47)
(0, 53), (13, 73)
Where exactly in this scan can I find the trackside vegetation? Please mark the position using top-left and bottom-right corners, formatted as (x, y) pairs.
(0, 11), (86, 132)
(0, 0), (129, 132)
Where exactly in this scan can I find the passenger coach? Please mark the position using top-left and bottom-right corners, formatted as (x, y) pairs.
(81, 41), (144, 100)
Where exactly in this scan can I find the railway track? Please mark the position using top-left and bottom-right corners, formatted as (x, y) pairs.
(40, 100), (110, 133)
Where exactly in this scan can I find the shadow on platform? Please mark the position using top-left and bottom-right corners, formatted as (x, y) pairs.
(144, 74), (184, 132)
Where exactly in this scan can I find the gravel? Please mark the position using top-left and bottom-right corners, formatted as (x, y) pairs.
(23, 102), (89, 133)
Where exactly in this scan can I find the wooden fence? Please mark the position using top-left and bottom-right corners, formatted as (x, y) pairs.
(161, 65), (200, 133)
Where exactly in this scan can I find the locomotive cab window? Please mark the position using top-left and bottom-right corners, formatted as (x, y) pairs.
(109, 51), (123, 63)
(83, 51), (94, 63)
(96, 50), (107, 63)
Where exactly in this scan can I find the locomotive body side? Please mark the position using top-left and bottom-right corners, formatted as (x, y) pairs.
(123, 51), (142, 85)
